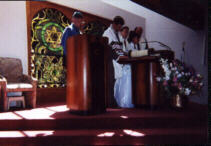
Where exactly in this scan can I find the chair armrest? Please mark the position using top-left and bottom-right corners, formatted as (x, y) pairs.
(0, 74), (7, 111)
(0, 74), (7, 92)
(22, 74), (37, 87)
(0, 74), (6, 82)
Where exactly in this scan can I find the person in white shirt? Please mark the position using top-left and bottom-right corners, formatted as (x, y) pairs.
(128, 31), (141, 51)
(103, 17), (134, 108)
(119, 26), (130, 53)
(134, 26), (146, 50)
(103, 16), (124, 79)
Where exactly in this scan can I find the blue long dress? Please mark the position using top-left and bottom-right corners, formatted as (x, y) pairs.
(114, 64), (134, 108)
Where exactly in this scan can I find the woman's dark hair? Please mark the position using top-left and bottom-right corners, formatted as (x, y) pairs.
(134, 27), (138, 32)
(128, 31), (139, 43)
(113, 16), (125, 25)
(121, 26), (129, 32)
(134, 26), (143, 39)
(134, 26), (143, 32)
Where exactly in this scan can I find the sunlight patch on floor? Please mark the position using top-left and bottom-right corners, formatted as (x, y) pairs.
(0, 130), (54, 138)
(120, 115), (128, 119)
(123, 129), (145, 137)
(46, 105), (68, 112)
(97, 132), (115, 137)
(0, 112), (22, 120)
(23, 130), (54, 137)
(15, 108), (56, 119)
(0, 104), (68, 120)
(0, 131), (25, 137)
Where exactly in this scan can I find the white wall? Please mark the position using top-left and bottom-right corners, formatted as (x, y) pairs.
(0, 1), (28, 74)
(47, 0), (146, 36)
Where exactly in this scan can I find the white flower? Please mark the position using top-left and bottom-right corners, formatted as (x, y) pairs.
(189, 79), (193, 83)
(185, 72), (191, 76)
(185, 88), (191, 96)
(199, 83), (203, 86)
(177, 74), (182, 78)
(164, 76), (170, 81)
(156, 77), (161, 82)
(197, 74), (201, 78)
(171, 67), (177, 71)
(181, 72), (184, 75)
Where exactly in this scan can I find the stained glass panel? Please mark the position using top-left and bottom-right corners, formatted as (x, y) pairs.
(31, 8), (70, 88)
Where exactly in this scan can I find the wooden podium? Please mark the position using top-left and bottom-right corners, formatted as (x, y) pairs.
(66, 34), (109, 115)
(118, 50), (174, 109)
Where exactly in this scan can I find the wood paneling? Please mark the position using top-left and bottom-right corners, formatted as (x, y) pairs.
(26, 1), (111, 105)
(66, 35), (108, 114)
(118, 51), (174, 108)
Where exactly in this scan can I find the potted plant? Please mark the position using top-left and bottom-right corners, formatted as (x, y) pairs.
(156, 58), (203, 109)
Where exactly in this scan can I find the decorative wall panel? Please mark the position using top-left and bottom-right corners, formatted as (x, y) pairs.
(26, 1), (111, 104)
(31, 8), (70, 88)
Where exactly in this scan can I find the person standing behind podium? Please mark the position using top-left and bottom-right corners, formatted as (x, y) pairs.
(61, 11), (83, 67)
(103, 16), (125, 82)
(128, 31), (141, 51)
(134, 26), (146, 50)
(119, 26), (130, 53)
(103, 16), (134, 108)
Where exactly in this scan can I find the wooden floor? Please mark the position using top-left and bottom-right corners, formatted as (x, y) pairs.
(0, 102), (208, 145)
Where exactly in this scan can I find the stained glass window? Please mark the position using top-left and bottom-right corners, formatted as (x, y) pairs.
(31, 8), (70, 88)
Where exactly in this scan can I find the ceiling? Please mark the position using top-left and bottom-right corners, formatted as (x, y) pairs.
(131, 0), (207, 30)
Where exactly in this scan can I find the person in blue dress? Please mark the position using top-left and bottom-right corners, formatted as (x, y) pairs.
(61, 11), (83, 66)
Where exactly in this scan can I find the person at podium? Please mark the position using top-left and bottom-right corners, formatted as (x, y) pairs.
(61, 11), (84, 67)
(128, 31), (141, 51)
(134, 26), (146, 50)
(119, 26), (130, 53)
(103, 16), (134, 108)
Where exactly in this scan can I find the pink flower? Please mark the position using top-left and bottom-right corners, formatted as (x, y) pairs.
(163, 81), (168, 86)
(197, 74), (202, 78)
(173, 77), (177, 82)
(178, 83), (182, 90)
(173, 82), (178, 86)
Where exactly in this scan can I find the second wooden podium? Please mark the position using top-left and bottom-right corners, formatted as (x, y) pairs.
(66, 34), (109, 115)
(118, 50), (174, 109)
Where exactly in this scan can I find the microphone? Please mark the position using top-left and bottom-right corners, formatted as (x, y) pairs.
(140, 41), (172, 51)
(182, 41), (185, 52)
(182, 41), (186, 63)
(144, 37), (149, 50)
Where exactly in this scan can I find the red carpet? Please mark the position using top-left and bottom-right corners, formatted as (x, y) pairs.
(0, 102), (207, 145)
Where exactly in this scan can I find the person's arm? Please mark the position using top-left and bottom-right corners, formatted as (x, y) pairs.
(61, 27), (71, 55)
(102, 29), (113, 44)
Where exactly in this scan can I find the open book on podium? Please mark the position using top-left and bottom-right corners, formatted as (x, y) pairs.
(117, 49), (174, 109)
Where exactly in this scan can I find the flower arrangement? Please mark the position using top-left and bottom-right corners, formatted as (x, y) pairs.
(156, 58), (203, 99)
